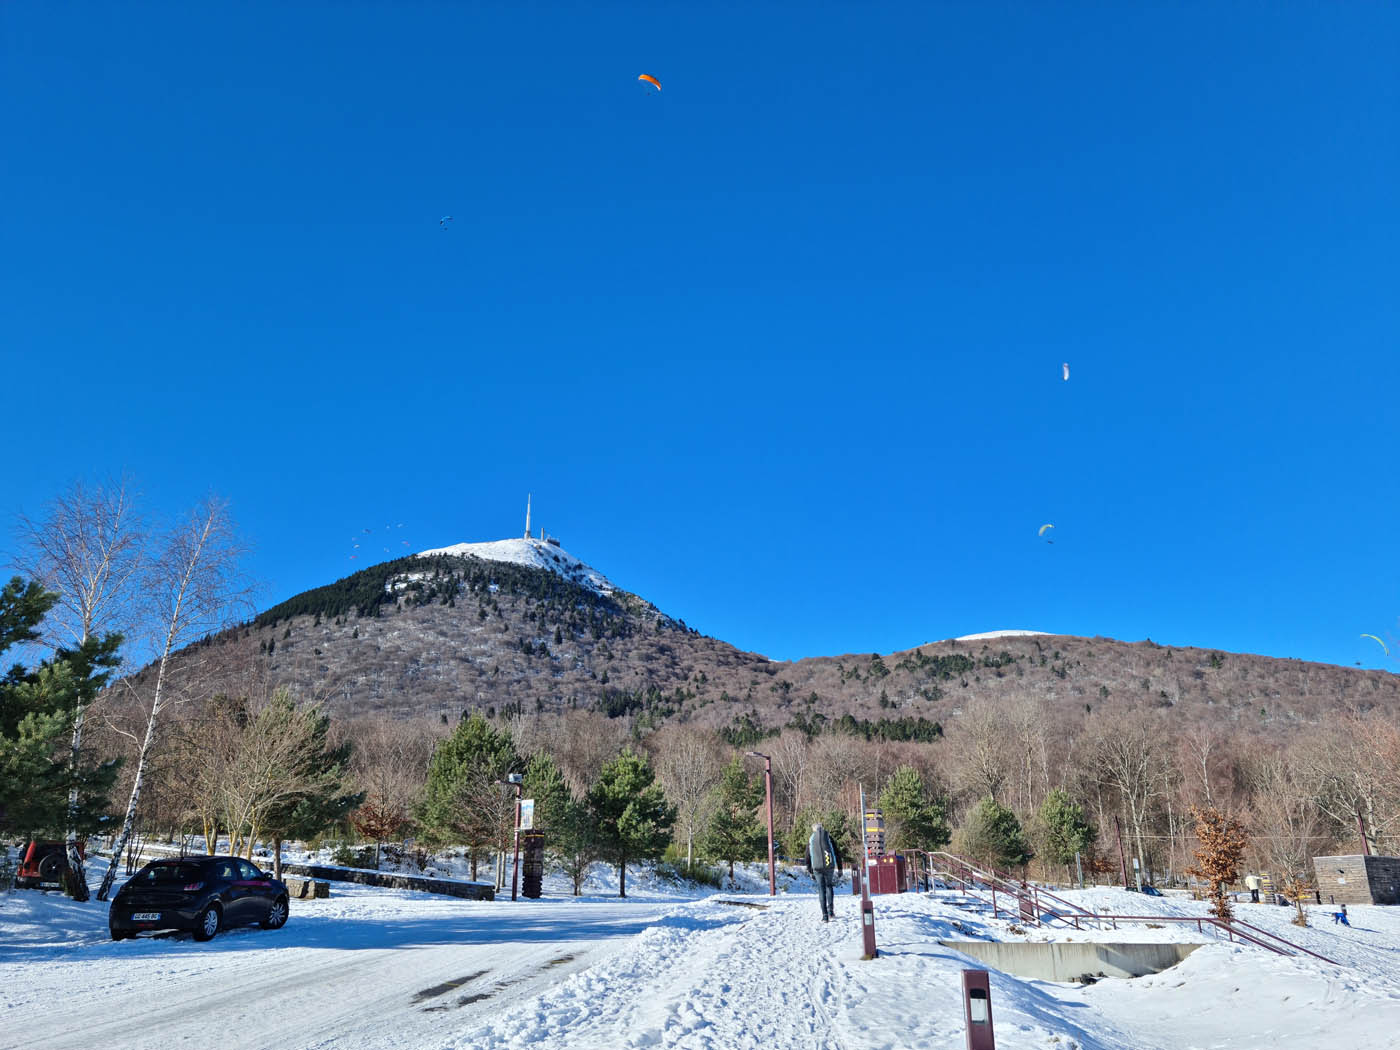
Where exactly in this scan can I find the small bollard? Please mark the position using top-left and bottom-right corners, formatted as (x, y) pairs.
(962, 969), (996, 1050)
(860, 894), (878, 959)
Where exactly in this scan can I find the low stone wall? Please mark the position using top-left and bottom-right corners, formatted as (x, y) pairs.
(940, 941), (1203, 981)
(92, 845), (495, 902)
(283, 876), (329, 900)
(278, 862), (495, 902)
(1314, 855), (1400, 906)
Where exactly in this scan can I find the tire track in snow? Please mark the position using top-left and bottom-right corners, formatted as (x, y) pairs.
(15, 908), (656, 1050)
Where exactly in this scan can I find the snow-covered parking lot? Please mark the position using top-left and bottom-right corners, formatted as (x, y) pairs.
(4, 858), (1400, 1050)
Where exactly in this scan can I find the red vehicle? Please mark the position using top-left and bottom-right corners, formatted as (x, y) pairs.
(15, 840), (83, 890)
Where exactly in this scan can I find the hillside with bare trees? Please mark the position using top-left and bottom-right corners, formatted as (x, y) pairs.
(124, 551), (1398, 747)
(74, 546), (1400, 891)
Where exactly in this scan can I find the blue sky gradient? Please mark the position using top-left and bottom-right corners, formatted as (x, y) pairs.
(3, 3), (1397, 664)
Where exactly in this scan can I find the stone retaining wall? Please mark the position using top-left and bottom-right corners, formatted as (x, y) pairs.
(278, 862), (495, 901)
(940, 941), (1203, 981)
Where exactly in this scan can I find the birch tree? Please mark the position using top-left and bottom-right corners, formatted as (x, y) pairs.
(13, 477), (144, 900)
(648, 723), (725, 866)
(96, 497), (250, 900)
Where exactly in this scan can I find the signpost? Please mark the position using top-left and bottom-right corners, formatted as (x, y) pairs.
(864, 808), (885, 858)
(519, 799), (535, 831)
(858, 786), (878, 960)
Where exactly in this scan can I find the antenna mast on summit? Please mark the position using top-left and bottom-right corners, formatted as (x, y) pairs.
(524, 494), (532, 540)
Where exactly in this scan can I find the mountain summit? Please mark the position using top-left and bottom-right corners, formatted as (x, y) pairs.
(417, 537), (616, 596)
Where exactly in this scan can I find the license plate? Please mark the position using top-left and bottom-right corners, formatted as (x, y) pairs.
(131, 912), (160, 921)
(40, 882), (61, 889)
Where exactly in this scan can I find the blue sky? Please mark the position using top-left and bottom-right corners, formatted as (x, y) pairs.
(3, 3), (1397, 666)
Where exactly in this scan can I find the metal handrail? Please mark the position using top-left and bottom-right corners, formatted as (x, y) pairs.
(927, 851), (1100, 927)
(923, 850), (1343, 965)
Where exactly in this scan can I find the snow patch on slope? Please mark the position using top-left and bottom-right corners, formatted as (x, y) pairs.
(416, 537), (617, 595)
(953, 629), (1051, 641)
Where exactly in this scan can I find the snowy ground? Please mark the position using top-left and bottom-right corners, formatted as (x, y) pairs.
(3, 857), (1398, 1050)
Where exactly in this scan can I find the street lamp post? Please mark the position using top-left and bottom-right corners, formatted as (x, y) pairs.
(745, 751), (776, 896)
(496, 774), (523, 902)
(858, 783), (878, 959)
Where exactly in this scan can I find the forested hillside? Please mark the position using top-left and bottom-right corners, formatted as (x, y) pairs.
(133, 552), (1399, 745)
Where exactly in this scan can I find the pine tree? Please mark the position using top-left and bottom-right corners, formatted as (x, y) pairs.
(418, 714), (519, 880)
(879, 765), (951, 852)
(587, 749), (675, 897)
(1035, 788), (1097, 881)
(1184, 805), (1247, 922)
(0, 578), (123, 866)
(962, 796), (1033, 871)
(525, 753), (597, 896)
(700, 756), (765, 880)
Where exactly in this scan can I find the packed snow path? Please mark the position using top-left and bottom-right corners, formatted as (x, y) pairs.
(4, 862), (1400, 1050)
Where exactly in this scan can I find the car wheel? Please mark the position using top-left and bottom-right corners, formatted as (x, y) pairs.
(261, 896), (288, 930)
(110, 928), (128, 941)
(192, 904), (221, 942)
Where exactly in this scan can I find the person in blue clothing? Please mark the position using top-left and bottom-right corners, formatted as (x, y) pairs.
(805, 822), (844, 922)
(1333, 903), (1350, 926)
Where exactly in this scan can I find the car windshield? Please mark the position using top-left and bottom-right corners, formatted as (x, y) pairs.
(133, 863), (204, 885)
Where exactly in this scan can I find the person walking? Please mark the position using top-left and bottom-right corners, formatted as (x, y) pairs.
(806, 822), (844, 922)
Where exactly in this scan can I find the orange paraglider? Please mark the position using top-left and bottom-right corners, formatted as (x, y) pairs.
(638, 74), (661, 92)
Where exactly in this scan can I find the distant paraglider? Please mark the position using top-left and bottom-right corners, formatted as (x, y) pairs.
(1062, 362), (1070, 381)
(1361, 633), (1389, 656)
(1038, 523), (1055, 544)
(638, 74), (661, 92)
(440, 216), (453, 229)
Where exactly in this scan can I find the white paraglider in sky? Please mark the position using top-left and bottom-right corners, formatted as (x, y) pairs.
(1062, 362), (1070, 381)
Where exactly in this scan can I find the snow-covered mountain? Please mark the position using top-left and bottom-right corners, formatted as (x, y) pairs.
(156, 535), (1400, 730)
(416, 537), (617, 596)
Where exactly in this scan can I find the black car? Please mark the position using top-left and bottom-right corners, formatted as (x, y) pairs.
(109, 855), (289, 941)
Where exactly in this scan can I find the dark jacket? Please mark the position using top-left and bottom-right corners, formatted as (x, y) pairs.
(806, 827), (843, 875)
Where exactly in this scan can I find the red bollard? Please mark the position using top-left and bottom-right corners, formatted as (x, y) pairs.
(860, 893), (878, 959)
(962, 969), (996, 1049)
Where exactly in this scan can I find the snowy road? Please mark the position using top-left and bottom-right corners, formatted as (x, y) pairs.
(2, 882), (672, 1050)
